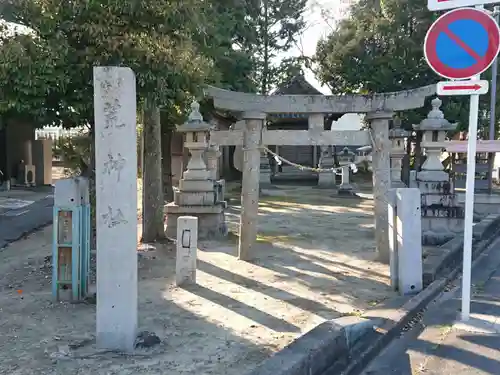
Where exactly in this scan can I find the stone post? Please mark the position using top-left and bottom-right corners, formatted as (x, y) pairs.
(389, 119), (410, 187)
(387, 189), (399, 291)
(366, 111), (393, 264)
(176, 216), (198, 286)
(93, 67), (138, 352)
(260, 149), (272, 187)
(205, 143), (221, 181)
(395, 188), (423, 295)
(239, 112), (265, 261)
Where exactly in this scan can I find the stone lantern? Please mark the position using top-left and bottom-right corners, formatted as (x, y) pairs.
(164, 101), (227, 239)
(337, 146), (356, 195)
(389, 117), (410, 187)
(412, 98), (462, 244)
(317, 146), (336, 188)
(177, 102), (211, 184)
(413, 98), (457, 180)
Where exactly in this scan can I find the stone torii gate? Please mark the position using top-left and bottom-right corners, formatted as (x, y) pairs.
(205, 85), (437, 263)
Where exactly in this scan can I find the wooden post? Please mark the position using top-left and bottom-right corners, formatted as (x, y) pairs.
(366, 111), (392, 264)
(238, 112), (265, 260)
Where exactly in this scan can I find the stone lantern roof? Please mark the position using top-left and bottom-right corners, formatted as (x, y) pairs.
(177, 101), (213, 133)
(413, 98), (457, 132)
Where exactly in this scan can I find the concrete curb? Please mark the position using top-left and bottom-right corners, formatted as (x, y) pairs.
(343, 214), (500, 375)
(244, 316), (382, 375)
(244, 215), (500, 375)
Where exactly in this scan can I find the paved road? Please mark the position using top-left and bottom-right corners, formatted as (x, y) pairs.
(362, 238), (500, 375)
(361, 236), (500, 375)
(0, 191), (54, 249)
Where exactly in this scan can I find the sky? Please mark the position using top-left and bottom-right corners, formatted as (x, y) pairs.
(291, 0), (352, 94)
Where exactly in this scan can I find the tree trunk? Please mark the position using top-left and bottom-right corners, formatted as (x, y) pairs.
(161, 123), (174, 202)
(142, 101), (164, 242)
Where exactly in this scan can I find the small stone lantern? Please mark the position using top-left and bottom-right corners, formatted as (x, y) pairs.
(317, 146), (336, 188)
(337, 146), (356, 195)
(389, 117), (410, 187)
(177, 102), (212, 183)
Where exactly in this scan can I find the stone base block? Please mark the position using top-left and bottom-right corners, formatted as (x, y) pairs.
(422, 216), (464, 235)
(165, 203), (227, 240)
(174, 191), (215, 206)
(422, 231), (455, 246)
(390, 180), (406, 188)
(421, 205), (464, 219)
(416, 170), (449, 182)
(179, 179), (214, 192)
(421, 193), (458, 207)
(317, 172), (336, 189)
(421, 215), (465, 246)
(416, 181), (453, 195)
(337, 184), (355, 196)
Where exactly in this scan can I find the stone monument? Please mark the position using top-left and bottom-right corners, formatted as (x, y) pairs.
(164, 102), (227, 239)
(93, 66), (138, 352)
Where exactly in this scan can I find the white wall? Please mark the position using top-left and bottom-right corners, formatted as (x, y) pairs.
(331, 113), (364, 131)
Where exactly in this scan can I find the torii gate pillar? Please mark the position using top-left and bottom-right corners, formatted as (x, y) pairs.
(239, 112), (266, 260)
(366, 111), (393, 264)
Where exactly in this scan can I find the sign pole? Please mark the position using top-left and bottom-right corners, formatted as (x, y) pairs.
(461, 79), (480, 321)
(461, 4), (484, 323)
(425, 0), (500, 323)
(488, 6), (499, 193)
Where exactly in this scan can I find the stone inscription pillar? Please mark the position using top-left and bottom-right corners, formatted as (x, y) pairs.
(94, 67), (138, 352)
(366, 111), (392, 264)
(239, 112), (265, 261)
(176, 216), (198, 286)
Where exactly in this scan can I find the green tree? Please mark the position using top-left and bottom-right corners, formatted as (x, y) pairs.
(0, 0), (253, 242)
(241, 0), (308, 94)
(315, 0), (498, 130)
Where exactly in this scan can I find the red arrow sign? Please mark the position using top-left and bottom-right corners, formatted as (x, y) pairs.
(437, 80), (489, 96)
(442, 84), (482, 91)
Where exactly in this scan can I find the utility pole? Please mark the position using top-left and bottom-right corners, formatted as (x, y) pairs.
(487, 6), (499, 193)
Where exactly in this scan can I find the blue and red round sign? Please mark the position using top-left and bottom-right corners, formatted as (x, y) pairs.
(424, 8), (500, 80)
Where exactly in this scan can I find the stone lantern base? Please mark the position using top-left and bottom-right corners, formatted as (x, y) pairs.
(164, 203), (227, 240)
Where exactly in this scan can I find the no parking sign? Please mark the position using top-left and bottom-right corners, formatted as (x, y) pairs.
(423, 4), (500, 323)
(424, 7), (500, 80)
